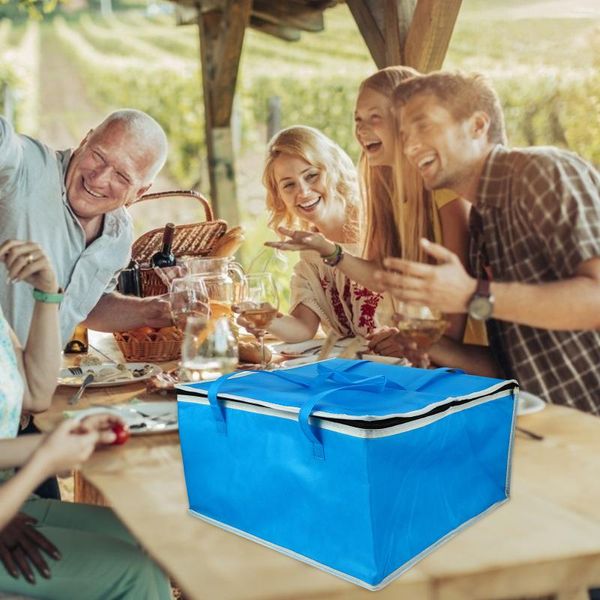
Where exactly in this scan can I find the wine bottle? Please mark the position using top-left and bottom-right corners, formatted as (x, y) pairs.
(150, 223), (176, 268)
(64, 323), (89, 354)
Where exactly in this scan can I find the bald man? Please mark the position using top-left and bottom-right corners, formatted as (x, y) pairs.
(0, 109), (173, 345)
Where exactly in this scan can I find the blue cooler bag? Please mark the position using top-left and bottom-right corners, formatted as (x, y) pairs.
(177, 359), (517, 590)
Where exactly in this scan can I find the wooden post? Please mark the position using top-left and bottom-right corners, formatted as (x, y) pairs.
(347, 0), (461, 70)
(197, 0), (251, 225)
(267, 96), (281, 142)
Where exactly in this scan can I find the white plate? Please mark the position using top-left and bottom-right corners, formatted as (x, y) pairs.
(58, 363), (162, 388)
(280, 355), (319, 368)
(65, 401), (178, 435)
(517, 391), (546, 416)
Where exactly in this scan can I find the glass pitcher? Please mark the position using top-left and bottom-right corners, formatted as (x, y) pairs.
(183, 257), (246, 320)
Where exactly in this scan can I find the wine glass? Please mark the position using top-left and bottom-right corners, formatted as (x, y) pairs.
(169, 276), (210, 331)
(181, 315), (238, 382)
(237, 273), (279, 369)
(392, 302), (448, 354)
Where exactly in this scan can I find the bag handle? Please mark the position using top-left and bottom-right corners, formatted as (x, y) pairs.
(203, 361), (387, 433)
(405, 367), (465, 391)
(137, 190), (214, 222)
(300, 375), (399, 459)
(245, 360), (369, 389)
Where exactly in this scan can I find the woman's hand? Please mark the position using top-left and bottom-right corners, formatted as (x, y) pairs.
(367, 327), (430, 368)
(265, 227), (336, 256)
(33, 419), (100, 478)
(0, 240), (58, 294)
(78, 413), (127, 446)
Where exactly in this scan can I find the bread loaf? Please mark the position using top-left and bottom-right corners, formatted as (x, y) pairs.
(238, 340), (272, 364)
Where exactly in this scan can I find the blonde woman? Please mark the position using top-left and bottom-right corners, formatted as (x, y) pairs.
(247, 125), (383, 343)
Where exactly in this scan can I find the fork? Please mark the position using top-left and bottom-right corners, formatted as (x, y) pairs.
(68, 373), (95, 405)
(68, 367), (83, 376)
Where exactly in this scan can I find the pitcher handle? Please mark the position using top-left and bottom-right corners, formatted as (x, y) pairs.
(228, 261), (247, 303)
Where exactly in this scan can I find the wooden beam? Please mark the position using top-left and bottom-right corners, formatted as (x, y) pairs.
(404, 0), (461, 72)
(252, 0), (325, 32)
(249, 16), (302, 42)
(197, 0), (250, 224)
(385, 0), (416, 64)
(346, 0), (386, 68)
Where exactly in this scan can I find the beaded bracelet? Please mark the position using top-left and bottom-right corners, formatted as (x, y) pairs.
(322, 244), (344, 267)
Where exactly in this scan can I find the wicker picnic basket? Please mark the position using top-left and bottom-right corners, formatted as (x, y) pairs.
(114, 190), (244, 362)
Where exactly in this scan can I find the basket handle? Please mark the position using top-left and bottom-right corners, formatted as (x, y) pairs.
(137, 190), (214, 222)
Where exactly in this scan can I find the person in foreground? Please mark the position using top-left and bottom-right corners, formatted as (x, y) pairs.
(376, 70), (600, 414)
(242, 125), (384, 343)
(0, 240), (172, 599)
(0, 108), (173, 347)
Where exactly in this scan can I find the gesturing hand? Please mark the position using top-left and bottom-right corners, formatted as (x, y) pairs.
(264, 227), (335, 256)
(0, 512), (60, 584)
(0, 240), (59, 294)
(374, 239), (477, 314)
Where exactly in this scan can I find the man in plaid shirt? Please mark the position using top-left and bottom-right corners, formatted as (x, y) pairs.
(376, 71), (600, 416)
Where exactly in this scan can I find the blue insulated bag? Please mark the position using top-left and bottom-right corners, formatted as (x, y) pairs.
(177, 359), (517, 590)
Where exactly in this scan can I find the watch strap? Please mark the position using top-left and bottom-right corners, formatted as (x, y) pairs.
(475, 278), (491, 299)
(33, 287), (64, 304)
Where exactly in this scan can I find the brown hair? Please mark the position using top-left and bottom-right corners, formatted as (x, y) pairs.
(357, 65), (431, 262)
(263, 125), (360, 243)
(393, 70), (507, 144)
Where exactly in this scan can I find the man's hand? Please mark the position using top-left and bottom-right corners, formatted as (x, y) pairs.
(264, 227), (335, 256)
(141, 294), (173, 328)
(374, 239), (477, 314)
(0, 512), (60, 584)
(367, 327), (430, 368)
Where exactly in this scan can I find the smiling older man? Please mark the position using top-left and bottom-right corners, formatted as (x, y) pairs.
(0, 109), (172, 345)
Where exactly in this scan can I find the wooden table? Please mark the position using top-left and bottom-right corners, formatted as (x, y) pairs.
(35, 334), (600, 600)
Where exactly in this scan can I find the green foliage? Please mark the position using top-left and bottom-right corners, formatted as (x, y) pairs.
(243, 76), (361, 160)
(0, 0), (57, 19)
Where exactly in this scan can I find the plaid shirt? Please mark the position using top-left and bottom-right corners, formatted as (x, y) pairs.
(469, 145), (600, 415)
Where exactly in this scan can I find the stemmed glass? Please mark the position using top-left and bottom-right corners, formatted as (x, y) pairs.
(169, 276), (210, 331)
(392, 302), (448, 353)
(237, 273), (279, 369)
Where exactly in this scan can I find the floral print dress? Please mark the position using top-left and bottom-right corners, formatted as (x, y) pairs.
(289, 244), (388, 339)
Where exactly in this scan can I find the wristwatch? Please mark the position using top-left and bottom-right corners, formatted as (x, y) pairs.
(467, 279), (494, 321)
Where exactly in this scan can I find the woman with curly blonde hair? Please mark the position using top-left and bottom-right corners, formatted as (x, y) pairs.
(245, 125), (384, 343)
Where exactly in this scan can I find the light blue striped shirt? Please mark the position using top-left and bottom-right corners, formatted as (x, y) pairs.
(0, 117), (133, 344)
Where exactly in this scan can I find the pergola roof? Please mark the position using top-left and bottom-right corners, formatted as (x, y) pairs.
(168, 0), (462, 223)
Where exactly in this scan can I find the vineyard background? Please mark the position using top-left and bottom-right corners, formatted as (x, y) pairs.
(1, 0), (599, 308)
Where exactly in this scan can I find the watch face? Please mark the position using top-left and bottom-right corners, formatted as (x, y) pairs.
(469, 296), (494, 321)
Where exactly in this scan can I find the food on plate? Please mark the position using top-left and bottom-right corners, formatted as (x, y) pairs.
(62, 363), (156, 385)
(238, 340), (272, 365)
(111, 422), (130, 445)
(96, 365), (134, 383)
(74, 354), (103, 367)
